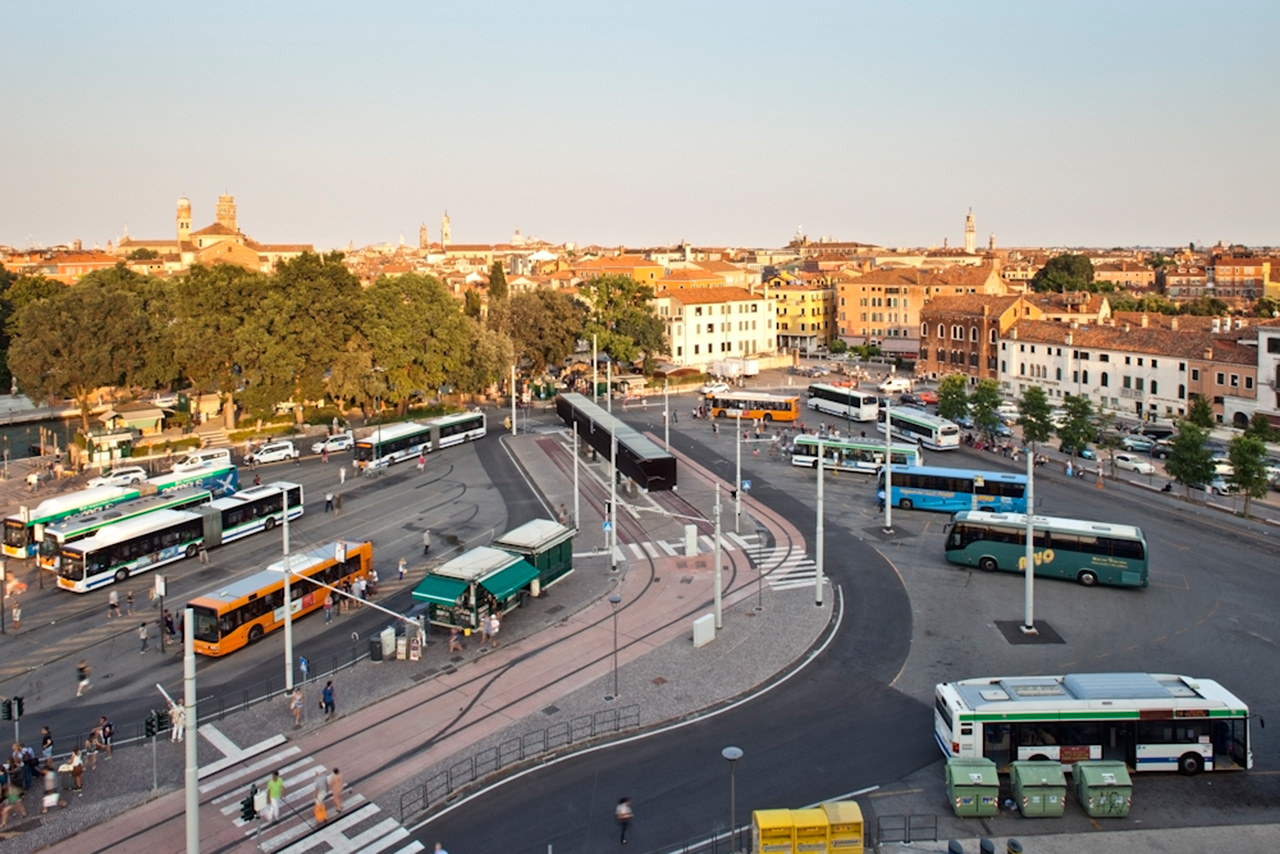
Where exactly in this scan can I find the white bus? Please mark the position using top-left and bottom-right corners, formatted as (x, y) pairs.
(38, 487), (213, 572)
(354, 410), (487, 469)
(56, 481), (303, 592)
(935, 672), (1252, 776)
(876, 407), (960, 450)
(806, 383), (879, 422)
(790, 436), (922, 473)
(3, 485), (144, 559)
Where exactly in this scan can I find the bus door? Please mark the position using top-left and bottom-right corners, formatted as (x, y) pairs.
(1214, 719), (1248, 770)
(982, 722), (1012, 770)
(1101, 721), (1135, 767)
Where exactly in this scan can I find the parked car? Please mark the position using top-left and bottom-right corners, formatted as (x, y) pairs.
(701, 381), (730, 395)
(918, 390), (939, 405)
(1120, 435), (1157, 453)
(87, 466), (148, 488)
(1059, 441), (1096, 460)
(1150, 441), (1174, 460)
(956, 415), (974, 429)
(245, 440), (300, 465)
(994, 423), (1014, 438)
(311, 432), (355, 455)
(174, 447), (233, 471)
(1113, 453), (1155, 475)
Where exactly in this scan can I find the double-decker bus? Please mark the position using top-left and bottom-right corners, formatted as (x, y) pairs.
(705, 392), (801, 422)
(38, 487), (213, 572)
(876, 407), (960, 450)
(935, 672), (1252, 775)
(877, 465), (1027, 514)
(189, 540), (373, 656)
(147, 464), (239, 498)
(3, 485), (144, 559)
(56, 481), (303, 592)
(944, 511), (1149, 588)
(790, 436), (922, 473)
(806, 383), (879, 422)
(354, 410), (487, 469)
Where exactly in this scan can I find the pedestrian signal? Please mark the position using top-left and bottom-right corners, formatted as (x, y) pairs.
(156, 708), (172, 733)
(12, 696), (23, 719)
(0, 699), (10, 721)
(241, 785), (258, 821)
(144, 710), (158, 738)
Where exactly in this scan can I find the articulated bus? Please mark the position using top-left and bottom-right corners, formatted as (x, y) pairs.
(877, 465), (1028, 514)
(790, 436), (922, 473)
(876, 407), (960, 450)
(3, 485), (144, 559)
(56, 482), (303, 592)
(147, 464), (239, 498)
(705, 392), (801, 422)
(945, 511), (1149, 588)
(354, 410), (487, 469)
(806, 383), (879, 422)
(935, 672), (1251, 775)
(38, 487), (213, 572)
(189, 539), (373, 656)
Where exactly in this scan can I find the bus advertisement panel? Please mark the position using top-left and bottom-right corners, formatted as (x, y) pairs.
(3, 485), (144, 559)
(147, 464), (239, 498)
(790, 436), (922, 473)
(944, 511), (1148, 588)
(189, 540), (373, 656)
(876, 407), (960, 450)
(38, 487), (214, 572)
(934, 672), (1251, 775)
(878, 466), (1027, 514)
(806, 383), (879, 422)
(705, 392), (801, 422)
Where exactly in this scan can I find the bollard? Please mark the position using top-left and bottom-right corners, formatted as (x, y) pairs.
(948, 842), (964, 854)
(1007, 840), (1023, 854)
(980, 840), (995, 854)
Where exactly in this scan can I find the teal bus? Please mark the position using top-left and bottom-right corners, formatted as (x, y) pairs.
(878, 466), (1028, 514)
(790, 436), (922, 473)
(38, 487), (214, 572)
(148, 464), (239, 497)
(944, 511), (1149, 588)
(3, 485), (144, 560)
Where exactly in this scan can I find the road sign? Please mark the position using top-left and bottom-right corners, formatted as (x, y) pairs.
(742, 480), (752, 491)
(603, 521), (613, 532)
(299, 656), (309, 678)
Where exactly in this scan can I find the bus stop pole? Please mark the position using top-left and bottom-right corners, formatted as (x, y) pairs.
(592, 334), (598, 405)
(610, 432), (618, 573)
(1022, 447), (1037, 634)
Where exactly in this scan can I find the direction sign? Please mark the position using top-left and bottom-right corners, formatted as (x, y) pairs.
(742, 480), (752, 491)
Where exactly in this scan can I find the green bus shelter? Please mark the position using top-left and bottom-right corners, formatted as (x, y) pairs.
(492, 518), (575, 594)
(412, 545), (539, 630)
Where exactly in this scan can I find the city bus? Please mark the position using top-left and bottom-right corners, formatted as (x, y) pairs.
(188, 539), (373, 656)
(806, 383), (879, 422)
(147, 464), (239, 497)
(790, 436), (922, 473)
(876, 407), (960, 450)
(944, 511), (1149, 588)
(3, 485), (144, 559)
(353, 410), (487, 469)
(704, 392), (801, 422)
(877, 465), (1027, 514)
(56, 481), (303, 592)
(38, 487), (213, 572)
(934, 672), (1252, 775)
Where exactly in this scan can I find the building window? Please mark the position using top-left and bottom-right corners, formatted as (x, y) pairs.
(1178, 384), (1185, 398)
(1151, 359), (1158, 368)
(1230, 374), (1239, 387)
(1101, 372), (1109, 387)
(1082, 370), (1089, 384)
(937, 324), (944, 338)
(1246, 377), (1254, 390)
(1151, 380), (1158, 395)
(1136, 378), (1144, 392)
(1099, 354), (1110, 362)
(1125, 356), (1131, 365)
(970, 326), (978, 342)
(1056, 368), (1062, 381)
(921, 323), (928, 337)
(1216, 372), (1225, 385)
(989, 329), (996, 344)
(1123, 376), (1132, 389)
(1191, 368), (1200, 381)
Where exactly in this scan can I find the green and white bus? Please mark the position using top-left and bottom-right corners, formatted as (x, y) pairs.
(354, 410), (487, 469)
(876, 407), (960, 450)
(944, 511), (1149, 588)
(38, 487), (213, 572)
(790, 436), (922, 473)
(935, 672), (1252, 775)
(3, 485), (145, 559)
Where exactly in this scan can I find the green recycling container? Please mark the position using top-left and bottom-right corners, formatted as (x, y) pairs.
(1010, 760), (1066, 817)
(1072, 761), (1132, 818)
(945, 757), (1000, 817)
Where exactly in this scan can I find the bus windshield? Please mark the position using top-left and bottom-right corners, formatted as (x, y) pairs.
(190, 605), (221, 644)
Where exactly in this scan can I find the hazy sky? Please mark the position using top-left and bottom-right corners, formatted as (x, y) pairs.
(3, 1), (1276, 251)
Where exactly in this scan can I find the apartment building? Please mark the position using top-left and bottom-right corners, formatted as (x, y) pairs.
(1207, 255), (1269, 300)
(1157, 265), (1208, 298)
(653, 286), (776, 368)
(917, 294), (1043, 382)
(771, 277), (836, 354)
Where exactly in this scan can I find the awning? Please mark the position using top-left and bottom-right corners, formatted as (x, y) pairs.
(411, 574), (468, 606)
(478, 559), (539, 601)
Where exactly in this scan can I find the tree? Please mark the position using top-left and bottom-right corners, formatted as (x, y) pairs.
(935, 374), (969, 424)
(1254, 296), (1280, 319)
(463, 289), (482, 319)
(126, 248), (160, 260)
(968, 379), (1002, 439)
(1016, 384), (1054, 449)
(1185, 396), (1215, 429)
(1055, 394), (1096, 464)
(1179, 296), (1230, 317)
(1244, 412), (1280, 443)
(1165, 422), (1216, 500)
(828, 338), (848, 355)
(454, 317), (514, 396)
(582, 275), (669, 370)
(488, 261), (508, 302)
(509, 290), (587, 375)
(1030, 254), (1095, 293)
(326, 333), (381, 417)
(1227, 434), (1271, 518)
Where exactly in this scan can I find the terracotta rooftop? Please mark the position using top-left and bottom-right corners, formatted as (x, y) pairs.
(190, 222), (240, 237)
(660, 286), (764, 305)
(1009, 319), (1255, 362)
(920, 293), (1024, 316)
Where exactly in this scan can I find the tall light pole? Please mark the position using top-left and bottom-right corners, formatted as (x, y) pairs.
(572, 423), (580, 530)
(815, 438), (825, 607)
(1022, 442), (1038, 635)
(713, 484), (723, 628)
(664, 379), (670, 452)
(282, 500), (294, 691)
(592, 333), (598, 405)
(607, 360), (613, 415)
(606, 593), (622, 701)
(883, 398), (894, 534)
(735, 412), (742, 534)
(510, 364), (517, 435)
(722, 746), (744, 852)
(609, 432), (618, 573)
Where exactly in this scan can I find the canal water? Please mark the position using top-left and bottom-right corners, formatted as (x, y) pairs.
(0, 416), (79, 459)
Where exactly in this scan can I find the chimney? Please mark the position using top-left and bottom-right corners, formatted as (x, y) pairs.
(1204, 347), (1214, 360)
(1069, 320), (1079, 330)
(1140, 313), (1148, 328)
(1123, 323), (1130, 333)
(1010, 326), (1018, 340)
(1170, 316), (1179, 331)
(1065, 330), (1073, 346)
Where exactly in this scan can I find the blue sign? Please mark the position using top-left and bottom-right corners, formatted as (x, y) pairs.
(299, 656), (309, 677)
(742, 480), (752, 491)
(603, 521), (614, 532)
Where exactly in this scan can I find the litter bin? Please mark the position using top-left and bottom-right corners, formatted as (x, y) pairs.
(380, 627), (396, 660)
(369, 637), (383, 662)
(945, 757), (1000, 817)
(1072, 761), (1132, 818)
(1010, 760), (1066, 817)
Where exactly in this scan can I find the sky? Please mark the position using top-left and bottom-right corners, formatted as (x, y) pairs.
(2, 1), (1277, 252)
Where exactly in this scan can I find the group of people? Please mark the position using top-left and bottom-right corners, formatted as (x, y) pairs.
(259, 765), (345, 825)
(2, 717), (116, 828)
(447, 611), (501, 652)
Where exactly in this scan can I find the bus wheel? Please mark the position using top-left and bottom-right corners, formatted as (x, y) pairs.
(248, 625), (264, 644)
(265, 517), (276, 531)
(1077, 570), (1099, 587)
(763, 413), (773, 422)
(1029, 753), (1051, 763)
(978, 557), (998, 573)
(186, 544), (199, 559)
(1178, 753), (1204, 776)
(898, 498), (914, 510)
(115, 569), (129, 584)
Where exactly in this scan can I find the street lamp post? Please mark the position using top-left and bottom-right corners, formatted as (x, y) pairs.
(606, 593), (622, 701)
(735, 412), (742, 534)
(722, 745), (744, 852)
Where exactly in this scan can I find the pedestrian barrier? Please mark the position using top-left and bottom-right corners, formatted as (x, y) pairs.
(876, 813), (937, 844)
(398, 704), (640, 820)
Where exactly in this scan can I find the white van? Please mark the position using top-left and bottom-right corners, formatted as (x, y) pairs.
(173, 447), (232, 472)
(877, 377), (913, 394)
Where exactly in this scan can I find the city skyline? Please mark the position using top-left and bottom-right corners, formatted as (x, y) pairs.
(3, 1), (1277, 251)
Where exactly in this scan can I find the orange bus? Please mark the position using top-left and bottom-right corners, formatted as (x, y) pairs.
(705, 391), (801, 422)
(188, 539), (373, 657)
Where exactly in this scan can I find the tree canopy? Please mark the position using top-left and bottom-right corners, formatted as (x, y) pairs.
(582, 274), (669, 369)
(968, 379), (1002, 438)
(1185, 396), (1215, 429)
(935, 374), (969, 424)
(1055, 394), (1095, 460)
(1227, 434), (1271, 517)
(1016, 384), (1054, 448)
(1030, 254), (1095, 293)
(1165, 422), (1215, 499)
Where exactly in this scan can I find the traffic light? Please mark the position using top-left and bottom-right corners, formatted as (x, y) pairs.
(13, 696), (22, 719)
(156, 708), (171, 733)
(240, 785), (258, 822)
(144, 710), (157, 738)
(0, 699), (10, 721)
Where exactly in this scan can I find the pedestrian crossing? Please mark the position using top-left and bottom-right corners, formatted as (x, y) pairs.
(202, 743), (424, 854)
(604, 531), (825, 592)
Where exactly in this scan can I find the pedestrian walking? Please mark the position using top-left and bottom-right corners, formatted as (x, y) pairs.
(488, 612), (501, 649)
(290, 687), (304, 728)
(616, 797), (634, 843)
(69, 747), (83, 792)
(329, 768), (344, 813)
(322, 681), (335, 720)
(84, 734), (99, 771)
(422, 528), (431, 555)
(163, 609), (176, 640)
(312, 767), (328, 823)
(99, 716), (114, 758)
(170, 703), (186, 742)
(138, 621), (150, 654)
(324, 492), (334, 513)
(434, 845), (449, 854)
(125, 590), (135, 616)
(198, 544), (209, 564)
(334, 493), (343, 516)
(26, 471), (38, 492)
(323, 592), (333, 623)
(76, 659), (91, 697)
(416, 453), (426, 473)
(40, 726), (53, 761)
(398, 558), (407, 582)
(321, 448), (329, 464)
(108, 590), (120, 620)
(41, 762), (64, 813)
(10, 598), (18, 632)
(253, 473), (262, 487)
(479, 614), (491, 647)
(2, 772), (28, 826)
(265, 770), (285, 823)
(339, 464), (346, 485)
(448, 625), (463, 652)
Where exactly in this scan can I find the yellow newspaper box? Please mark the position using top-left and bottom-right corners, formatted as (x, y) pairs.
(791, 808), (829, 853)
(752, 808), (795, 854)
(821, 801), (864, 852)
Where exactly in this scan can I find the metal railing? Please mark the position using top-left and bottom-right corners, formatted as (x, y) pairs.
(876, 813), (937, 844)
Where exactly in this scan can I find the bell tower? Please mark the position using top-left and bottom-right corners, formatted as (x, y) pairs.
(964, 208), (976, 254)
(419, 223), (429, 250)
(441, 211), (452, 247)
(216, 194), (238, 232)
(176, 197), (192, 242)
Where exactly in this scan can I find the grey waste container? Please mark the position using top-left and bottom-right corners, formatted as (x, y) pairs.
(369, 637), (383, 662)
